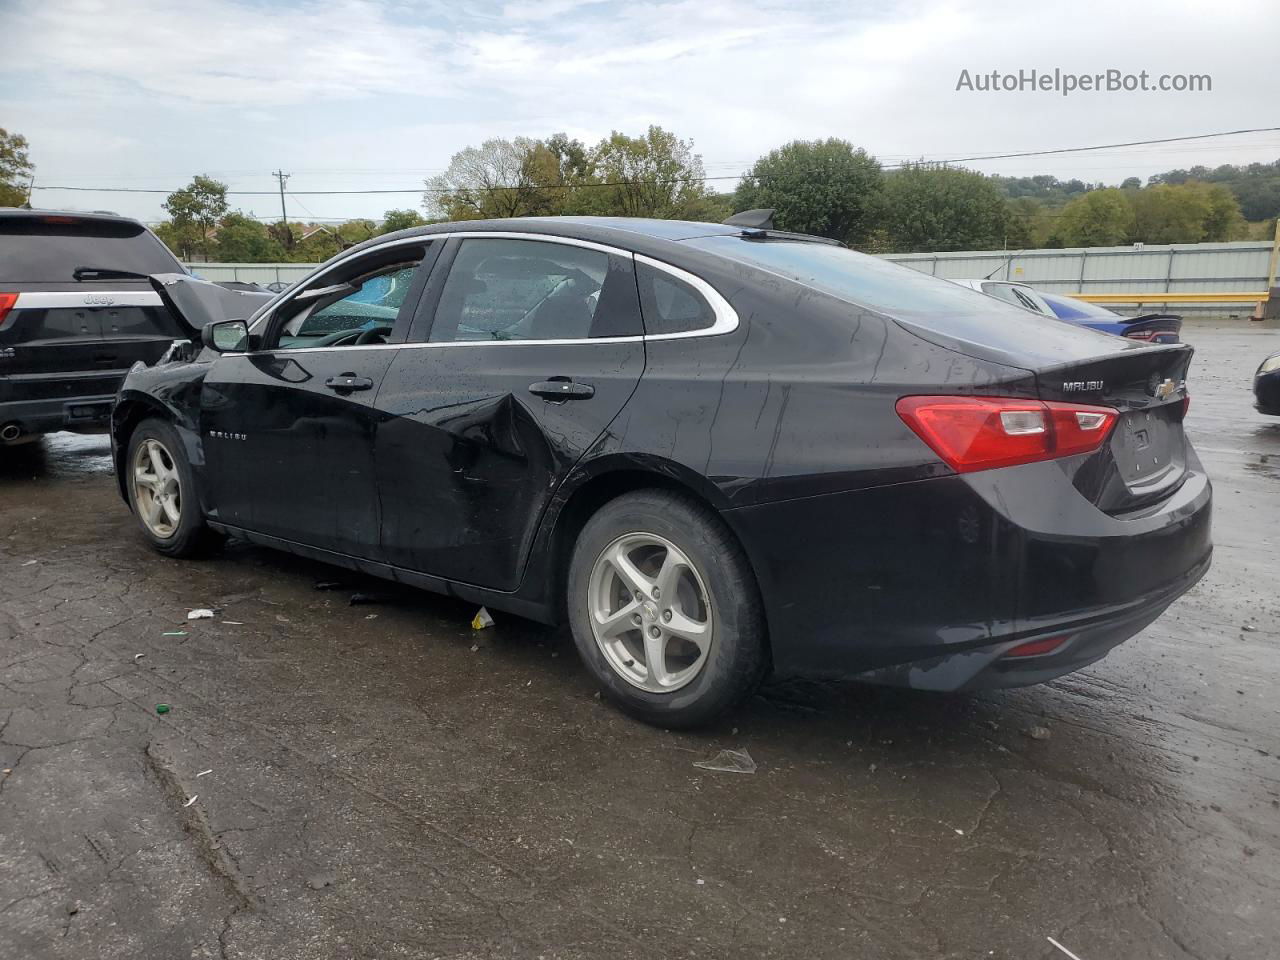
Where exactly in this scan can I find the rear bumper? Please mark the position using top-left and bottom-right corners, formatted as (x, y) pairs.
(723, 449), (1212, 689)
(0, 392), (117, 436)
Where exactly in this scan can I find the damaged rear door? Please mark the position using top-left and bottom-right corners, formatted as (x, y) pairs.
(375, 235), (645, 590)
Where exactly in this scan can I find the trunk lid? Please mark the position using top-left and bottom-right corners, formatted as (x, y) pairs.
(1037, 343), (1192, 513)
(1120, 313), (1182, 344)
(0, 213), (192, 383)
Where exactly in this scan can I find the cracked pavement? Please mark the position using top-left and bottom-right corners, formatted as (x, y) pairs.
(1, 318), (1277, 959)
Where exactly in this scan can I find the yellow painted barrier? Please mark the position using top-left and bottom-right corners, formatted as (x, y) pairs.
(1074, 292), (1270, 305)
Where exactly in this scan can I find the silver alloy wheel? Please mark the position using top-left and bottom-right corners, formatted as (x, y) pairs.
(132, 438), (182, 539)
(587, 532), (714, 693)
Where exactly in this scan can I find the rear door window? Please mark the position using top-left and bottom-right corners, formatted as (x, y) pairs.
(0, 216), (181, 282)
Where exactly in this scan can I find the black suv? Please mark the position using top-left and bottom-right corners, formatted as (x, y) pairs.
(0, 210), (195, 444)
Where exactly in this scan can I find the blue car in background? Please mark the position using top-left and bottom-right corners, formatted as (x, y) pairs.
(951, 279), (1182, 343)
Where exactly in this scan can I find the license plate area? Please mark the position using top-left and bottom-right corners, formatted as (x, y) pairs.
(1110, 404), (1184, 493)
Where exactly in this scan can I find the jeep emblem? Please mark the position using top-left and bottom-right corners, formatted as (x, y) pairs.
(83, 294), (115, 306)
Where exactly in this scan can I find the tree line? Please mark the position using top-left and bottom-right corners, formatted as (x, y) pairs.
(3, 124), (1277, 262)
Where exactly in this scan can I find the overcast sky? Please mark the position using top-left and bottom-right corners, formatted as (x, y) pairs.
(1, 0), (1276, 223)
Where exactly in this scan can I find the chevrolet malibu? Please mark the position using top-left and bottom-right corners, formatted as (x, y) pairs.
(112, 216), (1212, 727)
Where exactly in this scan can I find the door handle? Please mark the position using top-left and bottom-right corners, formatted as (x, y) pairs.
(325, 374), (374, 392)
(529, 379), (594, 400)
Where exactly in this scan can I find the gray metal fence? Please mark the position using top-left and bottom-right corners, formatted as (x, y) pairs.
(186, 262), (318, 285)
(883, 240), (1274, 313)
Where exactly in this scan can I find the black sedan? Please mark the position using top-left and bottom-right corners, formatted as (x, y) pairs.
(1256, 350), (1280, 415)
(111, 216), (1212, 727)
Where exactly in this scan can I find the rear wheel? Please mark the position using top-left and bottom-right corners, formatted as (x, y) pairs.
(126, 418), (219, 557)
(567, 490), (767, 728)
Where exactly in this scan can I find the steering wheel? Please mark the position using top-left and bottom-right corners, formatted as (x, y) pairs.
(355, 324), (392, 345)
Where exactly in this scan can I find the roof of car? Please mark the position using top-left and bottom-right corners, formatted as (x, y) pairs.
(0, 208), (143, 226)
(380, 215), (742, 245)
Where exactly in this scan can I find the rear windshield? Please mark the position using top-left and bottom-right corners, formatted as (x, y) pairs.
(0, 216), (181, 282)
(684, 235), (1121, 356)
(1039, 291), (1122, 320)
(685, 236), (1038, 321)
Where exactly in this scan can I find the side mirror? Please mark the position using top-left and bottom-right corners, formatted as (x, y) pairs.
(202, 318), (250, 353)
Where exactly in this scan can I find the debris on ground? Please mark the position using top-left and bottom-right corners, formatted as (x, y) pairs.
(1047, 936), (1084, 960)
(133, 653), (146, 661)
(694, 748), (757, 774)
(223, 620), (244, 625)
(349, 592), (394, 606)
(471, 607), (495, 630)
(162, 631), (187, 637)
(183, 795), (198, 808)
(1024, 726), (1051, 740)
(307, 872), (337, 890)
(186, 609), (215, 620)
(155, 704), (171, 715)
(21, 559), (37, 566)
(1242, 624), (1257, 632)
(313, 580), (345, 591)
(196, 769), (212, 778)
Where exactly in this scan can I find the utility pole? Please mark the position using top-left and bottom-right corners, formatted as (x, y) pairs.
(273, 169), (291, 250)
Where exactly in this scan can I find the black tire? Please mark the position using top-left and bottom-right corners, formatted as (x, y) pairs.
(567, 489), (768, 728)
(125, 418), (220, 558)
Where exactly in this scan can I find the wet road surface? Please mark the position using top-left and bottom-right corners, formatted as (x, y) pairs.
(1, 319), (1277, 959)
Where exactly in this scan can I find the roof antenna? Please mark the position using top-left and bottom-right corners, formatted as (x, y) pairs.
(723, 208), (775, 231)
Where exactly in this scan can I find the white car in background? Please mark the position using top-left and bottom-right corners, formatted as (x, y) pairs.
(950, 279), (1181, 343)
(950, 278), (1055, 314)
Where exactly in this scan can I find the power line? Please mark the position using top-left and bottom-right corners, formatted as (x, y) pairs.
(26, 126), (1280, 197)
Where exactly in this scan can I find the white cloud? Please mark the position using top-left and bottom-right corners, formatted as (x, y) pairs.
(2, 0), (1277, 222)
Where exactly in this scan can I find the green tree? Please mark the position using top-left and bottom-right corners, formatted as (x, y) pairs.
(1128, 182), (1244, 243)
(379, 208), (428, 234)
(162, 175), (229, 259)
(425, 137), (556, 220)
(581, 125), (712, 219)
(214, 212), (285, 262)
(880, 164), (1008, 252)
(733, 138), (883, 245)
(1057, 189), (1134, 246)
(0, 127), (35, 207)
(1004, 196), (1049, 249)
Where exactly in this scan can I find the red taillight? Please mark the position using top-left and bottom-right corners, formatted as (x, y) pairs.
(1004, 635), (1068, 658)
(1124, 329), (1155, 341)
(40, 216), (77, 224)
(1182, 394), (1191, 417)
(0, 293), (17, 330)
(896, 396), (1118, 474)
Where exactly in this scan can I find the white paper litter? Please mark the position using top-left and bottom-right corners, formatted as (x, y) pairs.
(196, 769), (213, 778)
(1047, 937), (1084, 960)
(183, 795), (199, 808)
(693, 748), (757, 774)
(187, 609), (215, 620)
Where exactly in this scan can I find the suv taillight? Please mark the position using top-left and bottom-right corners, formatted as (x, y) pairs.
(0, 293), (17, 330)
(896, 396), (1119, 474)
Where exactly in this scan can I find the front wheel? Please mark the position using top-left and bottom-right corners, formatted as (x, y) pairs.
(567, 490), (768, 728)
(126, 418), (219, 558)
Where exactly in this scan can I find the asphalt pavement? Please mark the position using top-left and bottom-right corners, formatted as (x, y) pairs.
(1, 318), (1277, 959)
